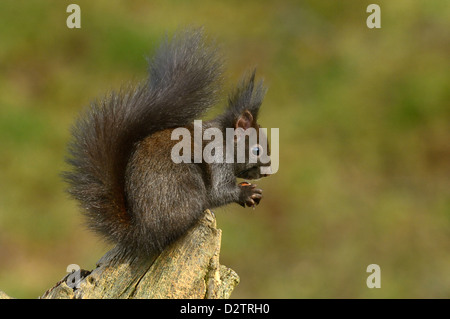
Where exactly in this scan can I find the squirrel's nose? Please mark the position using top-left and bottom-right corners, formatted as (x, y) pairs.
(260, 165), (272, 177)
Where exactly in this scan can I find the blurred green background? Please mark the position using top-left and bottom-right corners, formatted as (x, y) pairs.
(0, 0), (449, 298)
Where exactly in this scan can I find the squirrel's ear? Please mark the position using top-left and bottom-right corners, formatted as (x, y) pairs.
(217, 70), (267, 129)
(235, 110), (254, 129)
(227, 70), (267, 121)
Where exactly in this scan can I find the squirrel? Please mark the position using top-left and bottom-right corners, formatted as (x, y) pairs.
(63, 29), (271, 255)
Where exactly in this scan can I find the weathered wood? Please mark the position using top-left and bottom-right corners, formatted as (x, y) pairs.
(1, 210), (239, 299)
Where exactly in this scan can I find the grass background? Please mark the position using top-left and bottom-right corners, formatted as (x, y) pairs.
(0, 0), (449, 298)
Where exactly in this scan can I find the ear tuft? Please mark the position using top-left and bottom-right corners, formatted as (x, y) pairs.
(228, 70), (266, 119)
(218, 70), (267, 129)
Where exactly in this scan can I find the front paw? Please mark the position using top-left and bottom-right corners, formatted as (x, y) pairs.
(238, 182), (263, 208)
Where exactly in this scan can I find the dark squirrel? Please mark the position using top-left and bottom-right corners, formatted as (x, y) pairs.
(63, 29), (271, 255)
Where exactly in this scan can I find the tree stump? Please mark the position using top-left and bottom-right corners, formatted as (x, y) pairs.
(0, 210), (239, 299)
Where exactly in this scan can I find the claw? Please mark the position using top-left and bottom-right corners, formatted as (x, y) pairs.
(238, 183), (263, 208)
(246, 198), (255, 207)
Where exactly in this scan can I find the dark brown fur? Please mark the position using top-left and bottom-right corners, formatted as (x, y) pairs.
(63, 29), (268, 255)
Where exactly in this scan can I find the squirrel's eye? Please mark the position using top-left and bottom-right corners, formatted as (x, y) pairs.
(251, 145), (262, 157)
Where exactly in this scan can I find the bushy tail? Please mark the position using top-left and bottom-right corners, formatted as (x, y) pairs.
(62, 29), (222, 246)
